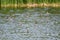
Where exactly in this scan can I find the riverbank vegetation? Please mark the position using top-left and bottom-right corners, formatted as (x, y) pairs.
(0, 0), (60, 8)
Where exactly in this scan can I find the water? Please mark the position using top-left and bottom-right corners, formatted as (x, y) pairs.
(0, 7), (60, 40)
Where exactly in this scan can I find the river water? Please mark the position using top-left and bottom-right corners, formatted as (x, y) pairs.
(0, 7), (60, 40)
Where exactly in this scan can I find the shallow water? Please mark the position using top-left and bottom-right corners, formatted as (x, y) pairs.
(0, 7), (60, 40)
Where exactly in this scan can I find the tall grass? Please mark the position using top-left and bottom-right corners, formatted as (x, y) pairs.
(0, 0), (1, 8)
(1, 0), (60, 4)
(0, 0), (60, 8)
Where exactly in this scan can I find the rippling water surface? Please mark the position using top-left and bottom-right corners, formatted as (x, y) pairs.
(0, 7), (60, 40)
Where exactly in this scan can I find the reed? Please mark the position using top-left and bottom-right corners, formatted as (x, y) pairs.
(0, 0), (60, 8)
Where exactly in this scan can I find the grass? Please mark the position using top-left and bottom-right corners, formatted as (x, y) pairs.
(0, 0), (60, 8)
(1, 0), (60, 4)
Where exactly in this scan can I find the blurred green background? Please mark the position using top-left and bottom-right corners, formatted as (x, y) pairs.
(0, 0), (60, 5)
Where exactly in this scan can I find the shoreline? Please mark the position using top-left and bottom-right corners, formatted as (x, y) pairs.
(1, 3), (60, 8)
